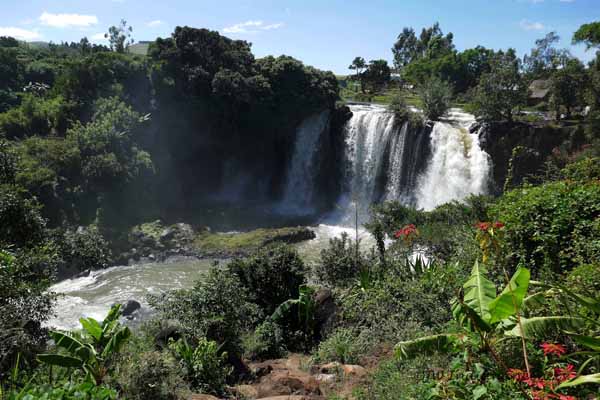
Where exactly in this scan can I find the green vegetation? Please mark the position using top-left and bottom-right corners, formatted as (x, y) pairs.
(2, 17), (600, 400)
(193, 226), (315, 255)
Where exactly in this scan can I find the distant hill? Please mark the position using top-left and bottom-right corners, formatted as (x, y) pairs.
(129, 41), (151, 55)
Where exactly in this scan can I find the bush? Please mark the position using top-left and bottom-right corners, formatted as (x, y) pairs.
(338, 263), (465, 343)
(228, 244), (307, 315)
(492, 179), (600, 276)
(315, 232), (364, 288)
(170, 338), (231, 396)
(121, 351), (187, 400)
(4, 381), (118, 400)
(418, 77), (452, 121)
(149, 268), (260, 358)
(0, 184), (46, 248)
(243, 320), (286, 361)
(312, 328), (371, 365)
(52, 226), (111, 277)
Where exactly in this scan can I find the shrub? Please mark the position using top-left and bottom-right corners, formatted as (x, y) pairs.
(0, 184), (46, 248)
(315, 232), (364, 288)
(52, 227), (111, 277)
(492, 179), (600, 276)
(418, 77), (452, 121)
(338, 263), (465, 343)
(121, 351), (187, 400)
(312, 328), (371, 365)
(148, 268), (260, 358)
(170, 338), (231, 396)
(243, 320), (286, 361)
(228, 244), (307, 315)
(4, 381), (118, 400)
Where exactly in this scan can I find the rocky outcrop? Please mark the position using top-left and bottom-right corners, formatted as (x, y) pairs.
(474, 121), (587, 193)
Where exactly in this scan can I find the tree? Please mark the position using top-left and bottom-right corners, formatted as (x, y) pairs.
(105, 19), (134, 53)
(473, 51), (526, 122)
(348, 56), (366, 80)
(361, 59), (391, 93)
(418, 22), (454, 60)
(573, 21), (600, 50)
(523, 32), (571, 79)
(419, 77), (452, 121)
(549, 58), (586, 119)
(392, 28), (419, 69)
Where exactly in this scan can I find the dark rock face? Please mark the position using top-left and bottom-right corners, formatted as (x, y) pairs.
(475, 121), (584, 193)
(313, 287), (337, 341)
(121, 300), (141, 317)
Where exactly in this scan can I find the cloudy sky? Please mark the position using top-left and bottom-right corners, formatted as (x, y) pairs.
(1, 0), (597, 74)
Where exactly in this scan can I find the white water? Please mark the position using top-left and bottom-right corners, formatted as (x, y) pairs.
(46, 258), (217, 330)
(280, 110), (330, 215)
(415, 109), (491, 210)
(344, 104), (396, 213)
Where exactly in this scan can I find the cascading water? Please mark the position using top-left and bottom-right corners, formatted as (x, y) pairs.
(334, 104), (428, 223)
(415, 109), (491, 211)
(279, 110), (330, 215)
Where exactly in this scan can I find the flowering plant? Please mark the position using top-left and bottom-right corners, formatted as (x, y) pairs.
(394, 224), (419, 244)
(475, 221), (505, 263)
(507, 343), (578, 400)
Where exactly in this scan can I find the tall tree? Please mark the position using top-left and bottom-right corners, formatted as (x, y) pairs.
(573, 21), (600, 50)
(348, 56), (366, 80)
(523, 32), (571, 79)
(105, 19), (134, 53)
(549, 58), (586, 120)
(473, 51), (527, 122)
(361, 59), (391, 93)
(392, 28), (419, 69)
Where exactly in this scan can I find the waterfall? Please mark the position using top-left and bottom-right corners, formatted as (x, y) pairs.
(280, 110), (330, 214)
(344, 104), (397, 211)
(281, 104), (491, 223)
(415, 109), (491, 211)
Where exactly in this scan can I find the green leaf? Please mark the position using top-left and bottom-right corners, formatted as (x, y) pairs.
(38, 354), (83, 368)
(506, 316), (585, 339)
(395, 334), (460, 360)
(569, 334), (600, 351)
(49, 331), (85, 353)
(452, 297), (493, 333)
(100, 326), (131, 359)
(522, 291), (547, 313)
(79, 317), (102, 341)
(463, 261), (496, 324)
(556, 373), (600, 389)
(472, 385), (487, 400)
(489, 267), (530, 324)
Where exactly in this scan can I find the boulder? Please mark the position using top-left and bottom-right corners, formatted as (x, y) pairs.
(160, 223), (195, 247)
(313, 287), (337, 340)
(341, 364), (367, 378)
(189, 395), (220, 400)
(314, 373), (336, 384)
(121, 300), (141, 317)
(234, 385), (259, 399)
(256, 370), (321, 398)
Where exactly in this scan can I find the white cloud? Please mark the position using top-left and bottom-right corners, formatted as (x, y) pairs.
(91, 32), (107, 41)
(520, 19), (545, 31)
(0, 27), (42, 40)
(223, 20), (284, 34)
(39, 12), (98, 28)
(146, 20), (164, 28)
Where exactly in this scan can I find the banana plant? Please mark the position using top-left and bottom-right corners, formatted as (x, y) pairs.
(271, 284), (316, 337)
(396, 262), (582, 362)
(38, 304), (131, 385)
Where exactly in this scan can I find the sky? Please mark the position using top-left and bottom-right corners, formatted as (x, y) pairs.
(1, 0), (598, 74)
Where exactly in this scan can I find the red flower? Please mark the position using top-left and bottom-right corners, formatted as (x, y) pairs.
(541, 343), (567, 357)
(395, 224), (418, 240)
(554, 364), (576, 382)
(508, 368), (528, 382)
(493, 221), (505, 229)
(557, 395), (577, 400)
(475, 221), (491, 231)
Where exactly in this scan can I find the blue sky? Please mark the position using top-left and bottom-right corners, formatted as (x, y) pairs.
(1, 0), (598, 74)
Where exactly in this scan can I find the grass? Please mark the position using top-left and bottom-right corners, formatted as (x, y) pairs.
(193, 227), (315, 254)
